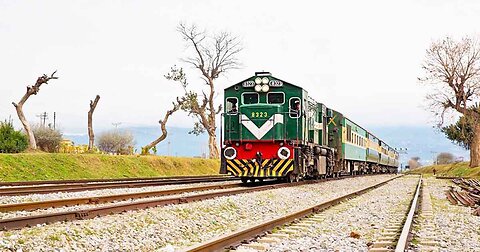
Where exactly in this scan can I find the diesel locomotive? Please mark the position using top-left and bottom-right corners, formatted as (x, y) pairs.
(219, 72), (399, 183)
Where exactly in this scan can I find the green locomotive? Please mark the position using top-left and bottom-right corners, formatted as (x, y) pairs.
(220, 72), (399, 182)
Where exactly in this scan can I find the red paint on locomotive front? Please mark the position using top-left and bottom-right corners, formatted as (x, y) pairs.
(229, 141), (293, 160)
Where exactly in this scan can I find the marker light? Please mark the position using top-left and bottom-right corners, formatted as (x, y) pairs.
(278, 147), (290, 160)
(224, 147), (237, 160)
(255, 77), (262, 84)
(261, 85), (270, 92)
(254, 85), (262, 92)
(262, 77), (269, 84)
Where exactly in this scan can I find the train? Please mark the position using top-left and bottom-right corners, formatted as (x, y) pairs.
(219, 72), (399, 183)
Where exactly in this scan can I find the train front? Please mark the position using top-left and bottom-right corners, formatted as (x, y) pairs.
(220, 72), (300, 182)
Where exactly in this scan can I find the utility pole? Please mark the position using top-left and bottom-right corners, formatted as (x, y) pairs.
(53, 112), (56, 130)
(167, 140), (171, 156)
(36, 112), (48, 127)
(431, 151), (438, 165)
(395, 147), (408, 172)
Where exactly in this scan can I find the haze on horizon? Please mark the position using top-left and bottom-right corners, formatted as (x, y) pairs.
(1, 0), (479, 135)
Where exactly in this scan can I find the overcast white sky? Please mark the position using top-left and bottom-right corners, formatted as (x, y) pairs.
(1, 0), (479, 134)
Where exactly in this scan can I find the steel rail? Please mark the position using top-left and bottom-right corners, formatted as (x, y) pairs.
(0, 175), (232, 187)
(0, 174), (380, 230)
(0, 182), (244, 212)
(183, 175), (403, 252)
(435, 176), (461, 179)
(0, 176), (238, 196)
(0, 179), (318, 230)
(394, 175), (422, 252)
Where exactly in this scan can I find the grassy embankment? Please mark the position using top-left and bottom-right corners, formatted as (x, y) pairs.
(410, 162), (480, 178)
(0, 153), (220, 182)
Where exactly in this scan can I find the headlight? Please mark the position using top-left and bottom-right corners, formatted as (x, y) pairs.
(277, 147), (290, 160)
(255, 77), (262, 84)
(254, 85), (262, 92)
(224, 147), (237, 160)
(261, 77), (269, 84)
(261, 85), (269, 92)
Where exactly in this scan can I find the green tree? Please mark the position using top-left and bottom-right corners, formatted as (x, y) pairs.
(441, 114), (476, 150)
(0, 120), (28, 153)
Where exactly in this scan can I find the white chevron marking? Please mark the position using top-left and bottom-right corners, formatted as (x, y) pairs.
(241, 114), (284, 139)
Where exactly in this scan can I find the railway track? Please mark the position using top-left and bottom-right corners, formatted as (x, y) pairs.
(0, 175), (231, 186)
(368, 175), (422, 251)
(0, 182), (244, 212)
(0, 175), (238, 196)
(183, 175), (404, 252)
(0, 174), (379, 231)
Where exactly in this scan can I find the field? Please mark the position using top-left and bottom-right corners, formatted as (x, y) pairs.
(410, 162), (480, 178)
(0, 153), (220, 182)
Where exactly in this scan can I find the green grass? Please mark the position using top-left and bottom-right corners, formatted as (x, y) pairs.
(0, 153), (220, 182)
(410, 162), (480, 178)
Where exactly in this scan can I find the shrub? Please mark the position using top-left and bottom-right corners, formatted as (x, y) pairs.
(0, 120), (28, 153)
(97, 130), (135, 155)
(436, 152), (455, 165)
(32, 125), (63, 153)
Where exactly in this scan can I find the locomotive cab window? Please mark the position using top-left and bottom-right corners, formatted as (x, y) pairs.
(289, 97), (301, 118)
(242, 93), (259, 104)
(226, 97), (238, 114)
(267, 92), (285, 104)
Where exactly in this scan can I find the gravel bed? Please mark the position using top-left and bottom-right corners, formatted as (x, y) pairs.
(0, 175), (396, 251)
(0, 187), (248, 219)
(0, 180), (239, 205)
(424, 178), (480, 252)
(252, 176), (420, 252)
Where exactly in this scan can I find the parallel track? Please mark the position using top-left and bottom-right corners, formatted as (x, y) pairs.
(369, 175), (422, 252)
(0, 182), (243, 212)
(0, 175), (231, 186)
(0, 176), (238, 196)
(183, 175), (403, 252)
(0, 175), (375, 231)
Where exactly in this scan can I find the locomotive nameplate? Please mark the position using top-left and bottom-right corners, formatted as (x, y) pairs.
(269, 80), (283, 87)
(242, 81), (256, 87)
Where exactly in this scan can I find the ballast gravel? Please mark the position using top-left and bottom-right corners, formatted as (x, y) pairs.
(253, 176), (420, 252)
(0, 180), (239, 205)
(0, 175), (396, 251)
(425, 178), (480, 252)
(0, 187), (249, 220)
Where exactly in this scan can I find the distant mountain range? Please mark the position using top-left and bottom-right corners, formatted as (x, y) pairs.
(64, 125), (469, 167)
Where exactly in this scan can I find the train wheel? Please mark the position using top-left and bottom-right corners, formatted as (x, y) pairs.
(241, 178), (248, 184)
(288, 173), (295, 183)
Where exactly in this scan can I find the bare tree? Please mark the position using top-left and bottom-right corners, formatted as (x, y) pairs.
(12, 71), (58, 149)
(408, 156), (421, 169)
(88, 95), (100, 151)
(166, 23), (242, 158)
(419, 36), (480, 167)
(436, 152), (455, 165)
(142, 102), (181, 155)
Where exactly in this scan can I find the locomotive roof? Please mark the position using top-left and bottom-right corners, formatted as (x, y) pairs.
(224, 72), (303, 90)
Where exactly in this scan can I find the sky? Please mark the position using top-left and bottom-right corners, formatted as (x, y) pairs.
(1, 0), (480, 135)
